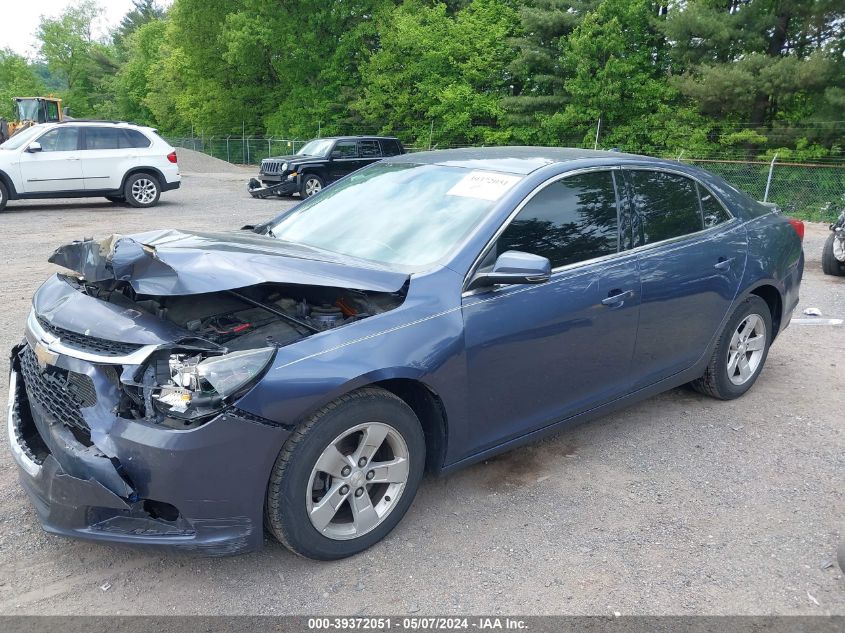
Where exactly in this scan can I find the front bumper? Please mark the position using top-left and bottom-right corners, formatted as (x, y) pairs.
(8, 320), (291, 556)
(248, 173), (300, 197)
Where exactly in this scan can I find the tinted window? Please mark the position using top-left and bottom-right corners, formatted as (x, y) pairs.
(333, 140), (357, 158)
(124, 129), (151, 148)
(627, 170), (703, 245)
(498, 171), (619, 268)
(699, 184), (731, 227)
(380, 139), (402, 156)
(37, 127), (79, 152)
(358, 140), (381, 158)
(84, 127), (124, 150)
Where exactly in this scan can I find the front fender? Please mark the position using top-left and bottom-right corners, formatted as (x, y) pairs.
(233, 270), (471, 463)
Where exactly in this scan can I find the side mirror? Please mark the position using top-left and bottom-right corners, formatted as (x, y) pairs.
(26, 142), (42, 153)
(467, 251), (552, 291)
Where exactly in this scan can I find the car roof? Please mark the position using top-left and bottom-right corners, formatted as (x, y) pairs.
(316, 136), (400, 141)
(385, 146), (652, 175)
(41, 120), (155, 131)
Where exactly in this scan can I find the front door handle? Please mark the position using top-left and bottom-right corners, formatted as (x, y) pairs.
(601, 289), (634, 307)
(714, 257), (735, 271)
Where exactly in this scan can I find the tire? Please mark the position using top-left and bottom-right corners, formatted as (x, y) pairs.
(0, 181), (7, 212)
(822, 233), (845, 276)
(690, 295), (773, 400)
(300, 173), (324, 198)
(265, 387), (425, 560)
(105, 195), (125, 204)
(124, 173), (161, 208)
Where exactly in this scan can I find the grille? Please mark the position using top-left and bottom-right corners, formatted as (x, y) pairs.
(261, 160), (282, 175)
(18, 343), (95, 442)
(37, 317), (143, 357)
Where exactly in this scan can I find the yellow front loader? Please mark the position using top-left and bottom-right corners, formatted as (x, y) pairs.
(1, 97), (66, 140)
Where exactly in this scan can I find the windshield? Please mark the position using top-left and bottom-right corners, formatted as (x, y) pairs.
(0, 125), (44, 150)
(296, 139), (334, 157)
(16, 99), (40, 121)
(268, 163), (522, 269)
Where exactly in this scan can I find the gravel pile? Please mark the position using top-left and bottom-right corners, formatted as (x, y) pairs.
(175, 148), (253, 174)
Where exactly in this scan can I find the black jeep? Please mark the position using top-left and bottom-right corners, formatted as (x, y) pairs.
(248, 136), (404, 199)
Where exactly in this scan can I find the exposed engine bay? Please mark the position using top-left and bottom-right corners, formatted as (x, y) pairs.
(68, 277), (406, 426)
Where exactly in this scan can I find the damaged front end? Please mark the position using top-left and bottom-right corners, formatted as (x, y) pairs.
(9, 231), (407, 555)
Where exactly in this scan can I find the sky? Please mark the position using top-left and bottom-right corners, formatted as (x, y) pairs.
(0, 0), (173, 58)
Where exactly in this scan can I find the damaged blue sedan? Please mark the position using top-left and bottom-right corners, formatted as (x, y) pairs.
(8, 148), (804, 559)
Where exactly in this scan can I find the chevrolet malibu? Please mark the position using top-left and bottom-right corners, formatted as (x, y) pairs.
(8, 148), (804, 559)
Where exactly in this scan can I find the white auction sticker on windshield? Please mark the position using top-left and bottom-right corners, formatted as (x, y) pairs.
(446, 171), (522, 201)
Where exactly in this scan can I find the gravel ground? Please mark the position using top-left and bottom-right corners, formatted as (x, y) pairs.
(0, 152), (842, 615)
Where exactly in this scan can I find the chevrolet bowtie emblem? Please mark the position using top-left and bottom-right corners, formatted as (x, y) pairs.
(33, 342), (58, 369)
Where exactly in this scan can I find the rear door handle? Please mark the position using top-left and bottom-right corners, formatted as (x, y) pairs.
(714, 257), (735, 271)
(602, 289), (634, 307)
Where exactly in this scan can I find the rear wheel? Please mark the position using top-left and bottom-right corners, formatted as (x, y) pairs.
(265, 387), (425, 560)
(124, 173), (161, 208)
(690, 295), (772, 400)
(0, 181), (7, 212)
(300, 173), (324, 198)
(822, 233), (845, 276)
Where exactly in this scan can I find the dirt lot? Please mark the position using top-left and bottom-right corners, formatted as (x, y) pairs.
(0, 153), (842, 615)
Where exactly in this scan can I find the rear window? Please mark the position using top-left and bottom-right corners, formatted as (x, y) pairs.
(699, 184), (731, 228)
(627, 170), (703, 245)
(83, 127), (151, 150)
(379, 139), (402, 156)
(358, 139), (381, 158)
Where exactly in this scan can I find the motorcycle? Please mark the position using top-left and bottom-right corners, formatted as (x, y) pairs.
(822, 207), (845, 276)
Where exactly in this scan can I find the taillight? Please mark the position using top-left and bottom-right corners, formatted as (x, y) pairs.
(787, 217), (804, 242)
(167, 151), (177, 164)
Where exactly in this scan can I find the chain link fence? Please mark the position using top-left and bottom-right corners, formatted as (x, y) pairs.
(166, 135), (845, 222)
(167, 136), (310, 165)
(681, 158), (845, 222)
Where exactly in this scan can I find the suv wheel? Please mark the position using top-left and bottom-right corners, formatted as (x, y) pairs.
(265, 387), (425, 560)
(300, 174), (324, 198)
(0, 181), (7, 212)
(124, 173), (161, 208)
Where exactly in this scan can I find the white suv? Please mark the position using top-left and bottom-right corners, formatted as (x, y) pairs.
(0, 121), (181, 211)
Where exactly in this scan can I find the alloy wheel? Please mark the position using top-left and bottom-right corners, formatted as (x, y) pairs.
(306, 422), (410, 540)
(304, 178), (322, 196)
(726, 313), (767, 385)
(131, 178), (157, 204)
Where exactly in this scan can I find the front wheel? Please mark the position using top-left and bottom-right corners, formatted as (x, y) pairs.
(300, 173), (324, 198)
(0, 181), (7, 212)
(822, 233), (845, 276)
(690, 295), (772, 400)
(124, 173), (161, 208)
(265, 388), (425, 560)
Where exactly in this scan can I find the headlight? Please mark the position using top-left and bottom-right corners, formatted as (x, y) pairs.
(151, 347), (275, 419)
(281, 162), (288, 172)
(197, 348), (275, 396)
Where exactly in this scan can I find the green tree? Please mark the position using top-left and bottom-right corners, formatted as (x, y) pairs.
(113, 0), (165, 51)
(547, 0), (707, 152)
(503, 0), (596, 141)
(356, 0), (520, 146)
(663, 0), (845, 139)
(36, 0), (118, 117)
(0, 50), (46, 120)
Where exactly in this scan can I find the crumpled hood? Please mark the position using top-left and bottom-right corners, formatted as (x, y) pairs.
(48, 229), (409, 295)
